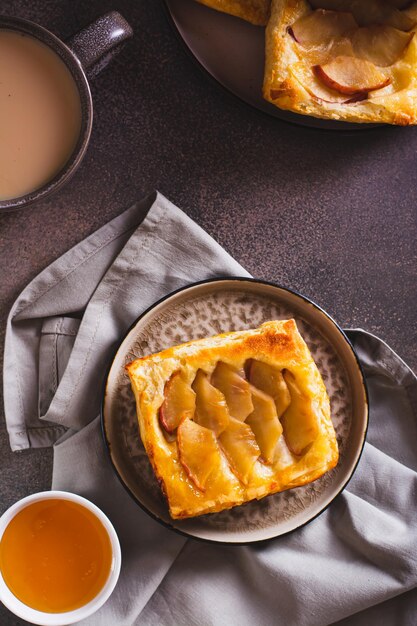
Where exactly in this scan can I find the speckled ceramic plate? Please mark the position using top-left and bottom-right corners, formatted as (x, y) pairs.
(101, 278), (368, 543)
(163, 0), (379, 131)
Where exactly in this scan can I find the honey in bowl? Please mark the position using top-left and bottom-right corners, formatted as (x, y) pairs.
(0, 499), (113, 613)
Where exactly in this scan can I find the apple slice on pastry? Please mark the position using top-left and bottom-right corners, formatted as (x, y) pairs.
(313, 56), (391, 94)
(351, 25), (414, 67)
(281, 370), (320, 456)
(247, 359), (291, 417)
(219, 417), (260, 484)
(290, 9), (357, 48)
(289, 62), (367, 104)
(159, 371), (196, 433)
(211, 361), (254, 421)
(309, 0), (415, 30)
(245, 386), (283, 464)
(192, 369), (230, 435)
(177, 418), (223, 491)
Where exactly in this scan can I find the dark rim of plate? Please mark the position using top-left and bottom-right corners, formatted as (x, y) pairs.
(100, 277), (369, 545)
(160, 0), (392, 134)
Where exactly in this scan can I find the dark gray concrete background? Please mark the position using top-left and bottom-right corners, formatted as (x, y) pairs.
(0, 1), (416, 623)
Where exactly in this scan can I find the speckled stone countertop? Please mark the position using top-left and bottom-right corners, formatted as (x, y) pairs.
(0, 1), (416, 623)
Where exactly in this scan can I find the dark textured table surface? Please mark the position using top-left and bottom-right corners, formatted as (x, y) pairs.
(0, 1), (416, 624)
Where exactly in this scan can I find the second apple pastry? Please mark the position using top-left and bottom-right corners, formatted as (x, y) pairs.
(263, 0), (417, 124)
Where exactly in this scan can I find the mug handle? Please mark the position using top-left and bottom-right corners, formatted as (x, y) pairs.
(67, 11), (133, 77)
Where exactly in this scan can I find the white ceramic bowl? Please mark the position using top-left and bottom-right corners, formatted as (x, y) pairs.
(0, 491), (121, 625)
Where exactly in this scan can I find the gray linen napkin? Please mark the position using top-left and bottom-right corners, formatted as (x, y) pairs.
(3, 192), (417, 625)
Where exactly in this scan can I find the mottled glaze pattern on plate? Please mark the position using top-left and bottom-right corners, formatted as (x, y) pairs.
(103, 280), (365, 542)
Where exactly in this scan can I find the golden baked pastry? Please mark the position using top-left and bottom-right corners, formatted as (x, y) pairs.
(126, 319), (339, 519)
(263, 0), (417, 124)
(194, 0), (271, 25)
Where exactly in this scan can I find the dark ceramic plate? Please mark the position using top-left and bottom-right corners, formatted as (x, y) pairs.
(163, 0), (380, 130)
(101, 278), (368, 544)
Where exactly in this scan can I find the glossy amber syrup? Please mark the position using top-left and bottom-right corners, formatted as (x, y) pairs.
(0, 499), (113, 613)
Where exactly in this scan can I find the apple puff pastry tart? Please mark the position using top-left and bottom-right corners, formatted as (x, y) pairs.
(194, 0), (271, 25)
(126, 319), (339, 519)
(264, 0), (417, 124)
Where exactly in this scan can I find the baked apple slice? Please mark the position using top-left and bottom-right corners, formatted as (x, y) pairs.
(352, 25), (414, 66)
(219, 417), (260, 484)
(177, 419), (222, 491)
(289, 62), (367, 103)
(404, 2), (417, 22)
(281, 370), (319, 456)
(314, 56), (391, 94)
(310, 0), (415, 30)
(159, 371), (196, 432)
(290, 9), (357, 48)
(273, 434), (296, 470)
(248, 360), (291, 417)
(303, 36), (356, 67)
(246, 387), (283, 464)
(211, 361), (253, 421)
(382, 8), (415, 30)
(192, 369), (230, 435)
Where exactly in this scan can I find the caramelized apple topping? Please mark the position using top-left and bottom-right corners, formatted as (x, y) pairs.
(352, 2), (407, 28)
(177, 419), (222, 491)
(313, 56), (391, 94)
(309, 0), (416, 30)
(382, 7), (415, 30)
(281, 371), (319, 456)
(219, 417), (260, 484)
(248, 360), (291, 417)
(404, 2), (417, 22)
(159, 371), (196, 433)
(168, 351), (329, 487)
(246, 387), (283, 464)
(290, 63), (367, 103)
(290, 9), (357, 48)
(192, 369), (230, 436)
(289, 2), (415, 106)
(302, 36), (356, 68)
(211, 361), (254, 421)
(351, 25), (413, 67)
